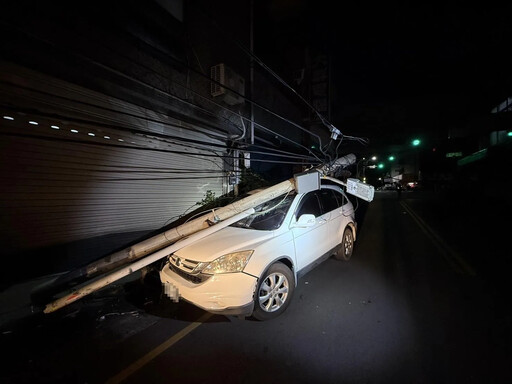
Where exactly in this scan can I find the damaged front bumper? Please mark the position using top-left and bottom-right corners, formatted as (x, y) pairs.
(159, 262), (257, 317)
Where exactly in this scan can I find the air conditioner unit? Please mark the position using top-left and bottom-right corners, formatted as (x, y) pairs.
(210, 63), (245, 105)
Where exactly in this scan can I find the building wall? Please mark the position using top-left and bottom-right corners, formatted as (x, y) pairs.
(0, 1), (232, 273)
(0, 1), (312, 282)
(0, 62), (227, 258)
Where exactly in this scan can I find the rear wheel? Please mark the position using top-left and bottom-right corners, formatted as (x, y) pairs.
(252, 262), (294, 321)
(334, 227), (354, 261)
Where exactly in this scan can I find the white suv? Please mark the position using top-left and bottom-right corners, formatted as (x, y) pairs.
(160, 177), (357, 320)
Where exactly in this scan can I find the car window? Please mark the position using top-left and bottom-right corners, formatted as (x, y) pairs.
(231, 193), (295, 230)
(318, 189), (339, 213)
(296, 192), (322, 218)
(332, 189), (347, 207)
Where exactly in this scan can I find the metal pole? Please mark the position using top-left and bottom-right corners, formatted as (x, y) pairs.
(55, 178), (297, 283)
(250, 0), (254, 146)
(44, 208), (255, 314)
(48, 154), (355, 295)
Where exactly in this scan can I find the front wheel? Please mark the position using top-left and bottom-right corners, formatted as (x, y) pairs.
(252, 262), (294, 321)
(334, 227), (354, 261)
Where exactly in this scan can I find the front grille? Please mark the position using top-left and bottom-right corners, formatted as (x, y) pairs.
(168, 255), (209, 284)
(169, 254), (199, 273)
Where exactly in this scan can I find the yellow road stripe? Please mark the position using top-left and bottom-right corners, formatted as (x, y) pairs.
(106, 312), (213, 384)
(400, 201), (476, 276)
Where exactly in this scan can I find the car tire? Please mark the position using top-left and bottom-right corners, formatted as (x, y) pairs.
(334, 227), (354, 261)
(252, 262), (294, 321)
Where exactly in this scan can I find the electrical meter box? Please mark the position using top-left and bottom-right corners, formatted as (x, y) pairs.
(294, 171), (320, 194)
(346, 178), (375, 202)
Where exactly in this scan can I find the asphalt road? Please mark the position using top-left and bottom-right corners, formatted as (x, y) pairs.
(1, 190), (510, 383)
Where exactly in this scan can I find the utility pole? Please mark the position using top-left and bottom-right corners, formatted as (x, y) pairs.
(42, 155), (357, 313)
(250, 0), (255, 147)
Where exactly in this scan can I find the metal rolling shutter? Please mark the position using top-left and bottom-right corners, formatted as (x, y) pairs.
(0, 64), (228, 256)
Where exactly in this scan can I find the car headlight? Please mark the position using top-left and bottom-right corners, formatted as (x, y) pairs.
(199, 250), (254, 275)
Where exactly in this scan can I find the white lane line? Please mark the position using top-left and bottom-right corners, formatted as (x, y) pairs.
(400, 200), (476, 276)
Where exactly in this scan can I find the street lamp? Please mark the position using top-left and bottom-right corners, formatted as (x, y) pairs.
(356, 156), (379, 181)
(356, 157), (366, 179)
(411, 138), (421, 181)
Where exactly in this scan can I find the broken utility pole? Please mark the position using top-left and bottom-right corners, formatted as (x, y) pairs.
(43, 154), (357, 314)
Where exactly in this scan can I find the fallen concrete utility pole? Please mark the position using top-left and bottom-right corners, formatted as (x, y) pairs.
(50, 154), (356, 289)
(44, 208), (255, 314)
(316, 153), (356, 175)
(42, 154), (357, 314)
(69, 178), (296, 280)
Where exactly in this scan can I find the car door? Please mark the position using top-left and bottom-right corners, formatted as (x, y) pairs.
(291, 190), (331, 271)
(329, 187), (354, 246)
(317, 188), (344, 249)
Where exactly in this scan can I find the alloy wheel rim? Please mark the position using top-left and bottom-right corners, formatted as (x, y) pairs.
(258, 272), (289, 312)
(344, 233), (353, 256)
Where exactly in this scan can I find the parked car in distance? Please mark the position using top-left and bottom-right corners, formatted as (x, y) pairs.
(377, 183), (396, 191)
(160, 176), (357, 320)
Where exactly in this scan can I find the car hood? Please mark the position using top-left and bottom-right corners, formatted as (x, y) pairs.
(174, 226), (274, 262)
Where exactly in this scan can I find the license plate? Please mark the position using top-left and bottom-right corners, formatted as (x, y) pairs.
(163, 282), (180, 302)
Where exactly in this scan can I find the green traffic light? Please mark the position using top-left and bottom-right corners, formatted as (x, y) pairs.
(378, 163), (384, 169)
(412, 139), (421, 146)
(388, 156), (395, 161)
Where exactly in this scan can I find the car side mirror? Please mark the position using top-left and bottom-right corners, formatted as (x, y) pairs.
(293, 214), (316, 228)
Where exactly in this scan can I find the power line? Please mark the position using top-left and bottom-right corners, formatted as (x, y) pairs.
(72, 16), (326, 161)
(195, 6), (334, 157)
(0, 10), (362, 171)
(0, 103), (319, 164)
(0, 20), (321, 161)
(0, 132), (322, 166)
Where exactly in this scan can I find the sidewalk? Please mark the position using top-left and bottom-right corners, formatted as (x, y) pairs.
(0, 270), (143, 333)
(0, 230), (151, 332)
(0, 274), (62, 332)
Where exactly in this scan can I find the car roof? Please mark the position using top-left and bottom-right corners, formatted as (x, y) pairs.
(320, 177), (346, 189)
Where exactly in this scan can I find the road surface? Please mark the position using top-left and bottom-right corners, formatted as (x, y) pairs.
(1, 190), (510, 383)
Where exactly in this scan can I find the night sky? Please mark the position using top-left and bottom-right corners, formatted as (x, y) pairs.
(255, 1), (512, 154)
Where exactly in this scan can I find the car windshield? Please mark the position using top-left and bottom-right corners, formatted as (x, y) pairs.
(231, 192), (295, 230)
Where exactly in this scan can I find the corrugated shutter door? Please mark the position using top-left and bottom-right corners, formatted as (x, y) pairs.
(0, 120), (226, 255)
(0, 65), (228, 255)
